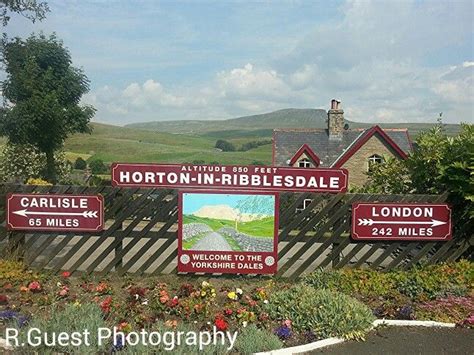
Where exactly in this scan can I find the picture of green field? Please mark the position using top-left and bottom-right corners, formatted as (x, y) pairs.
(181, 193), (276, 252)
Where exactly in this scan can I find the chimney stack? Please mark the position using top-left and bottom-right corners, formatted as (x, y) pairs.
(328, 99), (344, 140)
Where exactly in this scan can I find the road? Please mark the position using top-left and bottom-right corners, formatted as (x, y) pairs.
(311, 327), (473, 354)
(190, 231), (233, 251)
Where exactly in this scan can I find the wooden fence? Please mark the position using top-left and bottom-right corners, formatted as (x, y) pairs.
(0, 184), (472, 279)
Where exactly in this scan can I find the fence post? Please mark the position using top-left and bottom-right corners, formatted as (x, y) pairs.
(115, 222), (124, 272)
(332, 241), (340, 268)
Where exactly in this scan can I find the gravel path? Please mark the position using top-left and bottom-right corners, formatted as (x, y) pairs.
(190, 231), (233, 251)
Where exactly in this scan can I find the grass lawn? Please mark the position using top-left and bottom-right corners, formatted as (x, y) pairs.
(182, 232), (207, 250)
(183, 215), (274, 238)
(237, 217), (275, 238)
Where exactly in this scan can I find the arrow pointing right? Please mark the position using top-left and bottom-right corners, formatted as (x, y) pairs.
(358, 218), (447, 228)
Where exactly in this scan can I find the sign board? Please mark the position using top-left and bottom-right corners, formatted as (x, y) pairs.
(178, 191), (279, 274)
(7, 194), (104, 232)
(352, 203), (452, 241)
(111, 163), (348, 193)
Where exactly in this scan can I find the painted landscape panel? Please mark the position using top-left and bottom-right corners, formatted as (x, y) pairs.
(178, 191), (278, 274)
(182, 192), (275, 252)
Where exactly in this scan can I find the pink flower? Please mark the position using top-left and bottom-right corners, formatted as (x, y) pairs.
(28, 281), (42, 293)
(61, 271), (71, 278)
(0, 294), (8, 305)
(58, 286), (69, 298)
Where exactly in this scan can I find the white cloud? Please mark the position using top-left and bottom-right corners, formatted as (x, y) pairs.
(83, 0), (472, 125)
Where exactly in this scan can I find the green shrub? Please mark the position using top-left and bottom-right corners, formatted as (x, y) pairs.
(215, 139), (235, 152)
(15, 303), (109, 354)
(74, 157), (87, 170)
(303, 261), (473, 302)
(234, 325), (283, 354)
(88, 159), (108, 174)
(266, 286), (374, 340)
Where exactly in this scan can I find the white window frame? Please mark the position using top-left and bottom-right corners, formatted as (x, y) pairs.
(367, 154), (384, 172)
(298, 158), (312, 168)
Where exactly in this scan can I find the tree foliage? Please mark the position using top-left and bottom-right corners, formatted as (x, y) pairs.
(74, 157), (87, 170)
(361, 123), (473, 239)
(0, 142), (71, 183)
(88, 159), (107, 175)
(215, 139), (235, 152)
(0, 0), (49, 27)
(0, 33), (95, 182)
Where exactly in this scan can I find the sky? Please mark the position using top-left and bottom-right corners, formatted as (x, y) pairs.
(183, 193), (274, 215)
(4, 0), (473, 125)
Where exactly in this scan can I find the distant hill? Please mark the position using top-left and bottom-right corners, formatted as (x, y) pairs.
(125, 108), (461, 137)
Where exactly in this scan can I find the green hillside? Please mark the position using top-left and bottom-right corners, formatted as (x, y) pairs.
(183, 214), (274, 238)
(63, 122), (272, 165)
(0, 108), (463, 167)
(125, 108), (462, 137)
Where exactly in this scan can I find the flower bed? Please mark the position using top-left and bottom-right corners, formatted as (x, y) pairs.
(0, 259), (472, 353)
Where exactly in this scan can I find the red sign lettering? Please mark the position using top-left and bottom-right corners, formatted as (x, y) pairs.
(352, 203), (452, 241)
(7, 194), (104, 232)
(111, 163), (348, 193)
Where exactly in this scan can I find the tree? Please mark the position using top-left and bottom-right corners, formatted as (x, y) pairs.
(74, 157), (87, 170)
(89, 159), (107, 175)
(215, 139), (235, 152)
(0, 33), (95, 182)
(235, 195), (274, 231)
(361, 123), (473, 240)
(0, 0), (49, 27)
(0, 142), (71, 183)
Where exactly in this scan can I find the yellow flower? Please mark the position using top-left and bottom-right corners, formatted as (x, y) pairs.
(227, 291), (238, 300)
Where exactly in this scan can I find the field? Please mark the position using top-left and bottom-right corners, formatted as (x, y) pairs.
(63, 123), (271, 165)
(183, 214), (274, 238)
(0, 108), (462, 167)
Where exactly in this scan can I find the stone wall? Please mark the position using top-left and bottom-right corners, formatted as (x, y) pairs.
(182, 223), (212, 240)
(218, 227), (273, 252)
(341, 134), (403, 186)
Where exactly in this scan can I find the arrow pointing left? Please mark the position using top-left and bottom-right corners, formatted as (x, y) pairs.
(13, 210), (98, 218)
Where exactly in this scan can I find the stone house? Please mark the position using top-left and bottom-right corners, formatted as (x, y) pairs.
(273, 99), (413, 188)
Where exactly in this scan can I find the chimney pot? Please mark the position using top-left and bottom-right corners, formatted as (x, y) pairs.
(328, 99), (344, 140)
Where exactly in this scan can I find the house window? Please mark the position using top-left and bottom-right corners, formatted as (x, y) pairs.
(368, 154), (384, 172)
(298, 158), (312, 168)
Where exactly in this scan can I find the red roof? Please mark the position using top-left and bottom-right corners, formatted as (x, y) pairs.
(332, 125), (409, 168)
(289, 144), (321, 166)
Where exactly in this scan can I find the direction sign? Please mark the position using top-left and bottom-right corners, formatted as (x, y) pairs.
(111, 163), (348, 193)
(352, 203), (452, 241)
(7, 194), (104, 232)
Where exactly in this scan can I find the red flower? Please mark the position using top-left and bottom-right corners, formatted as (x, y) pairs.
(28, 281), (42, 293)
(167, 296), (179, 308)
(159, 290), (170, 304)
(58, 286), (69, 298)
(224, 308), (233, 316)
(95, 282), (110, 295)
(0, 294), (8, 305)
(100, 296), (113, 314)
(214, 317), (228, 331)
(61, 271), (71, 278)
